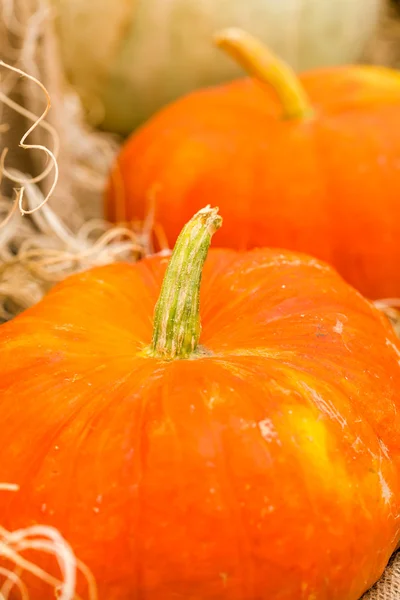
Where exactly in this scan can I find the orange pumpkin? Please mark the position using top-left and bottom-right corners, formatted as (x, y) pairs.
(106, 28), (400, 301)
(1, 207), (400, 599)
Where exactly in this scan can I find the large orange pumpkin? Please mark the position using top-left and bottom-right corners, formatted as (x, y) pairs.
(106, 28), (400, 301)
(1, 207), (400, 599)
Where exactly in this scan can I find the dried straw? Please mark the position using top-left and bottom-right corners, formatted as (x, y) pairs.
(0, 0), (155, 322)
(0, 83), (148, 319)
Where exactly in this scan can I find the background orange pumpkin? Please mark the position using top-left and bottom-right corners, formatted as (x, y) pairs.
(106, 28), (400, 301)
(1, 207), (400, 599)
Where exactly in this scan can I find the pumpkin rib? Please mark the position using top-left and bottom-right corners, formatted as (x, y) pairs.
(213, 353), (385, 448)
(216, 414), (257, 598)
(196, 371), (254, 598)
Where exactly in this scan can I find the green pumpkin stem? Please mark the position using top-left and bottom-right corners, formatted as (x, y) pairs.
(214, 28), (313, 120)
(150, 206), (222, 360)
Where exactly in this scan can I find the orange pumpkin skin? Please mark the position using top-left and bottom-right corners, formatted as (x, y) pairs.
(1, 249), (400, 599)
(106, 66), (400, 300)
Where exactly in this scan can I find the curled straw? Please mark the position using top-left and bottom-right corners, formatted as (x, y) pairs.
(0, 484), (97, 600)
(0, 59), (59, 216)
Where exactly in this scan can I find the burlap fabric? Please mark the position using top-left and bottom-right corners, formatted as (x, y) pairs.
(363, 552), (400, 599)
(1, 0), (400, 597)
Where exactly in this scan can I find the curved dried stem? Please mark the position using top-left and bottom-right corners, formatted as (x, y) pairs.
(0, 60), (58, 216)
(0, 91), (59, 165)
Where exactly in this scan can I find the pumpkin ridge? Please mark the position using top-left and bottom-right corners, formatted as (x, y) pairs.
(211, 346), (400, 457)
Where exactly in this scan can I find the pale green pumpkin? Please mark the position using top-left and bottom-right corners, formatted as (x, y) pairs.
(51, 0), (381, 135)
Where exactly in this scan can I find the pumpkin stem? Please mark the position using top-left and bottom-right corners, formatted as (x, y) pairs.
(214, 28), (313, 120)
(149, 206), (222, 360)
